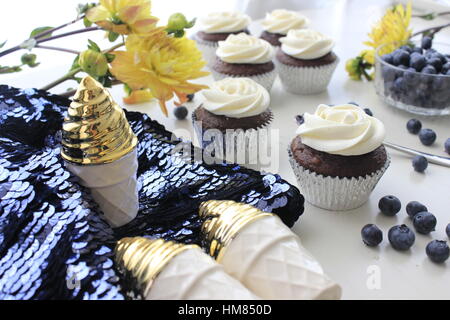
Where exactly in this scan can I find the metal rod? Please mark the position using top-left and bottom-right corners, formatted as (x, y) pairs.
(384, 141), (450, 168)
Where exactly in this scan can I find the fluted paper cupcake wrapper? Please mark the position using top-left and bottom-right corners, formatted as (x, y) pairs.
(275, 58), (339, 95)
(220, 215), (342, 300)
(147, 247), (259, 300)
(194, 36), (218, 68)
(288, 149), (390, 211)
(192, 112), (273, 171)
(211, 67), (277, 92)
(64, 148), (139, 227)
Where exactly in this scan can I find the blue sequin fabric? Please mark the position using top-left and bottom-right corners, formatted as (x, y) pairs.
(0, 85), (304, 299)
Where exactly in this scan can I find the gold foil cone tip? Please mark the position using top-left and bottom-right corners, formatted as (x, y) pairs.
(61, 76), (137, 165)
(114, 237), (197, 297)
(199, 200), (273, 261)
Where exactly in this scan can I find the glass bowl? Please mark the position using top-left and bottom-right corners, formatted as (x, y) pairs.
(374, 41), (450, 116)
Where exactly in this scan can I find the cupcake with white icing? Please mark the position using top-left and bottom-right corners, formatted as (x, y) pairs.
(195, 11), (251, 67)
(211, 33), (276, 91)
(260, 9), (310, 47)
(275, 29), (339, 94)
(288, 104), (390, 211)
(192, 77), (272, 167)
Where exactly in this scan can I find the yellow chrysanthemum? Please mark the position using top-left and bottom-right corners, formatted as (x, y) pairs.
(110, 30), (209, 115)
(363, 2), (412, 63)
(123, 89), (153, 104)
(86, 0), (158, 35)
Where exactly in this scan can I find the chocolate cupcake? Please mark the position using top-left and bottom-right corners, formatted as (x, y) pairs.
(193, 77), (272, 168)
(211, 33), (276, 91)
(260, 9), (309, 47)
(194, 12), (251, 68)
(288, 104), (390, 211)
(275, 29), (339, 94)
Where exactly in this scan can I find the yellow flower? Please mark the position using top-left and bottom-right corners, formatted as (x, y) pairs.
(364, 2), (412, 60)
(86, 0), (158, 35)
(110, 30), (209, 116)
(123, 89), (153, 104)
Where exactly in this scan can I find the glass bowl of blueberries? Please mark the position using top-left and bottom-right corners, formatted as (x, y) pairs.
(375, 37), (450, 116)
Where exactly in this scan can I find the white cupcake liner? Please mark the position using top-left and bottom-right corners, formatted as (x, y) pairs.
(211, 67), (277, 92)
(275, 58), (339, 95)
(192, 111), (273, 171)
(287, 148), (390, 211)
(194, 35), (219, 68)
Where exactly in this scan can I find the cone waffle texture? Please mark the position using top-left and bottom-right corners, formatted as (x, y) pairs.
(192, 112), (272, 170)
(115, 237), (259, 300)
(199, 200), (341, 300)
(61, 76), (137, 165)
(288, 149), (390, 211)
(211, 67), (277, 92)
(65, 149), (139, 227)
(275, 58), (339, 94)
(194, 35), (219, 68)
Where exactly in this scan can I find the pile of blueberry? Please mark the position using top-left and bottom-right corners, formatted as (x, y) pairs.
(361, 196), (450, 263)
(173, 93), (194, 120)
(380, 36), (450, 110)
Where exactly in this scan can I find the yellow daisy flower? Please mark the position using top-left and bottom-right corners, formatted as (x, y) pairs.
(110, 30), (209, 115)
(86, 0), (158, 35)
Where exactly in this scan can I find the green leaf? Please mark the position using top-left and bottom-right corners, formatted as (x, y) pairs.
(77, 3), (96, 15)
(30, 26), (53, 39)
(70, 55), (80, 71)
(21, 53), (38, 67)
(185, 18), (196, 29)
(108, 32), (120, 42)
(105, 53), (115, 63)
(87, 39), (101, 52)
(83, 17), (93, 27)
(20, 38), (37, 50)
(0, 65), (23, 74)
(0, 41), (6, 49)
(123, 83), (132, 96)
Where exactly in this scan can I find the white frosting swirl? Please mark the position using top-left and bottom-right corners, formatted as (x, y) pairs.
(216, 33), (274, 64)
(261, 9), (309, 35)
(280, 29), (334, 59)
(296, 104), (385, 156)
(201, 78), (270, 118)
(199, 11), (251, 33)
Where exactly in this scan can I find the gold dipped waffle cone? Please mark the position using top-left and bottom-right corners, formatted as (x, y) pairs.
(115, 237), (260, 300)
(61, 76), (137, 165)
(199, 200), (342, 300)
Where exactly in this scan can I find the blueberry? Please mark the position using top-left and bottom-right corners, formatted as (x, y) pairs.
(378, 195), (401, 216)
(295, 114), (304, 125)
(381, 54), (394, 65)
(447, 223), (450, 238)
(393, 49), (410, 66)
(422, 65), (437, 74)
(447, 70), (450, 76)
(406, 119), (422, 134)
(426, 240), (450, 263)
(409, 53), (426, 71)
(406, 201), (428, 218)
(442, 62), (450, 74)
(411, 47), (423, 54)
(393, 77), (406, 92)
(412, 155), (428, 172)
(400, 45), (412, 53)
(419, 128), (437, 146)
(432, 52), (447, 63)
(421, 36), (433, 49)
(388, 225), (415, 251)
(445, 138), (450, 154)
(361, 224), (383, 247)
(186, 93), (195, 102)
(427, 57), (443, 72)
(363, 108), (373, 116)
(174, 106), (188, 120)
(413, 211), (437, 234)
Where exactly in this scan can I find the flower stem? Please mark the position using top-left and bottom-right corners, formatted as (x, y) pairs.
(59, 79), (122, 97)
(35, 45), (79, 55)
(105, 42), (125, 53)
(35, 15), (84, 40)
(40, 67), (81, 91)
(411, 22), (450, 38)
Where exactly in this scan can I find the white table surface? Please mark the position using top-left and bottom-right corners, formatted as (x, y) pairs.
(2, 0), (450, 300)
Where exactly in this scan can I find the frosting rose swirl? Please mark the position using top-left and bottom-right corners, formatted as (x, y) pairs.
(201, 78), (270, 118)
(280, 29), (334, 59)
(216, 33), (274, 64)
(261, 9), (309, 35)
(296, 104), (385, 156)
(199, 11), (251, 33)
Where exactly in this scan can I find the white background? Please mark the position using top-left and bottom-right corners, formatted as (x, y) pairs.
(1, 0), (450, 300)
